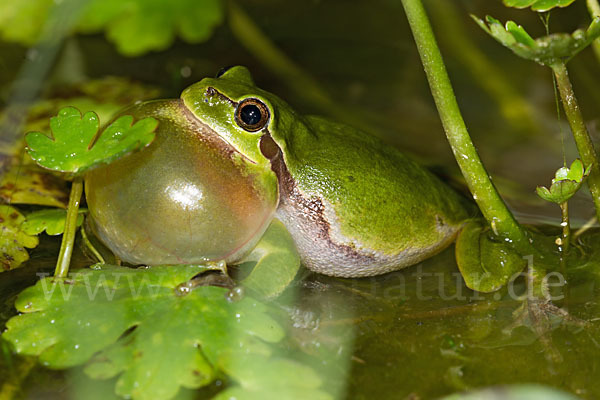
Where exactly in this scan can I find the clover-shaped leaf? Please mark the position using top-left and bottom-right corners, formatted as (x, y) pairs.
(536, 159), (591, 204)
(22, 208), (86, 236)
(473, 15), (600, 65)
(2, 264), (329, 400)
(455, 220), (527, 292)
(503, 0), (577, 12)
(0, 205), (39, 272)
(25, 107), (157, 176)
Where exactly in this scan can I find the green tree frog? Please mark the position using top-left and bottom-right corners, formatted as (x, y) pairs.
(85, 66), (474, 278)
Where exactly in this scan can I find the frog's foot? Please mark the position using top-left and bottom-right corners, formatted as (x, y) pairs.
(504, 297), (586, 363)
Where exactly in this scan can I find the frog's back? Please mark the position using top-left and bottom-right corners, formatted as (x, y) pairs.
(270, 115), (474, 277)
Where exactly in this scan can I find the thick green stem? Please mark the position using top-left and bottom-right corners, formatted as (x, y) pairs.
(400, 0), (531, 253)
(588, 0), (600, 63)
(559, 201), (570, 254)
(551, 61), (600, 221)
(54, 178), (83, 278)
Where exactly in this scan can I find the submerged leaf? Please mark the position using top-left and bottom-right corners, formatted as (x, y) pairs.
(215, 354), (333, 400)
(26, 107), (157, 176)
(0, 205), (39, 272)
(241, 219), (301, 299)
(503, 0), (577, 12)
(22, 208), (86, 236)
(455, 220), (527, 292)
(2, 264), (329, 400)
(473, 15), (600, 65)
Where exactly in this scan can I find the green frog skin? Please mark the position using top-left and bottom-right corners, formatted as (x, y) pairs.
(84, 66), (474, 278)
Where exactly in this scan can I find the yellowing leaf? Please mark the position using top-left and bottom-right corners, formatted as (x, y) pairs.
(0, 205), (39, 272)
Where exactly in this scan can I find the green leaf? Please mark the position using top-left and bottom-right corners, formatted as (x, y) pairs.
(25, 107), (157, 176)
(536, 159), (591, 204)
(2, 264), (329, 400)
(0, 205), (39, 272)
(473, 15), (600, 65)
(0, 0), (223, 56)
(506, 21), (536, 47)
(503, 0), (577, 12)
(22, 208), (86, 236)
(455, 220), (527, 292)
(241, 219), (301, 299)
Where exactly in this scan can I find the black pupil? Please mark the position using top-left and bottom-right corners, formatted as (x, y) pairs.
(240, 104), (262, 126)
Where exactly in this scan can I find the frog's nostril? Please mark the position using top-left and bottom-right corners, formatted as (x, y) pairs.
(205, 87), (216, 97)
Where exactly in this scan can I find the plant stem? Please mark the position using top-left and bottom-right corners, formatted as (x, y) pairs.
(551, 61), (600, 221)
(400, 0), (531, 253)
(80, 224), (105, 264)
(54, 178), (83, 277)
(588, 0), (600, 63)
(559, 201), (570, 253)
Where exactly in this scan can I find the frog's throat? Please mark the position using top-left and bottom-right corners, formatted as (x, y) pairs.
(262, 133), (461, 278)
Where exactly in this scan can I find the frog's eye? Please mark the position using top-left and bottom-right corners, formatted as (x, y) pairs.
(235, 98), (270, 132)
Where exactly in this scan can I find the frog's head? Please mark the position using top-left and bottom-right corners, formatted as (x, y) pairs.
(181, 66), (305, 168)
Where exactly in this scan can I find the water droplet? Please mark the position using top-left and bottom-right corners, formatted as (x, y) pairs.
(175, 283), (191, 296)
(226, 286), (244, 302)
(491, 218), (499, 236)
